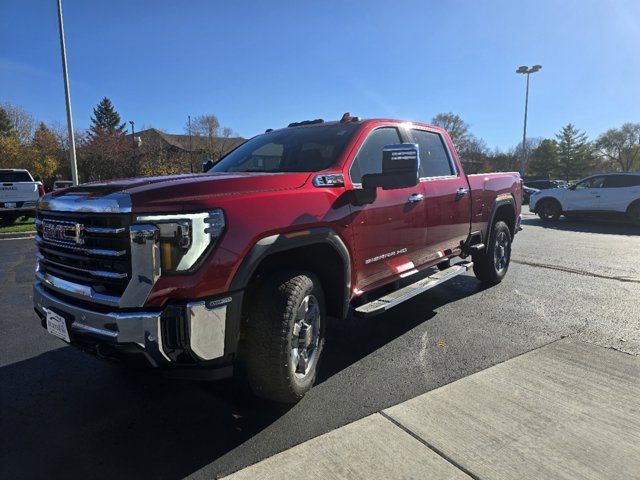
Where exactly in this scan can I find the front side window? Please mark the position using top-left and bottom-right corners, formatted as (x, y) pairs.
(411, 130), (454, 178)
(350, 127), (402, 183)
(211, 123), (359, 173)
(575, 176), (605, 189)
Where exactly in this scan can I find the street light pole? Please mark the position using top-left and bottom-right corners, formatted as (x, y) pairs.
(56, 0), (79, 186)
(516, 65), (542, 177)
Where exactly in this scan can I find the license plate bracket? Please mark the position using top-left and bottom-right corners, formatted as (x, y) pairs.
(44, 307), (72, 343)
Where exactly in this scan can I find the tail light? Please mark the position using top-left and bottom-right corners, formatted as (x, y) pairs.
(38, 183), (45, 197)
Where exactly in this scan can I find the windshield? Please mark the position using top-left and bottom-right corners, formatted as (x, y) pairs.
(211, 124), (359, 173)
(0, 171), (32, 182)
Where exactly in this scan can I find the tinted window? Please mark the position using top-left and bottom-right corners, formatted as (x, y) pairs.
(211, 123), (358, 173)
(350, 127), (402, 183)
(576, 176), (605, 189)
(411, 130), (453, 177)
(526, 180), (553, 190)
(0, 170), (32, 182)
(603, 175), (640, 188)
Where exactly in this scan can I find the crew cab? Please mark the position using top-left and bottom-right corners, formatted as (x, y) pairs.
(529, 173), (640, 223)
(33, 115), (522, 403)
(0, 169), (45, 224)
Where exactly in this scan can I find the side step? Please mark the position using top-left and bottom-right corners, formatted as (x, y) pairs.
(354, 261), (474, 318)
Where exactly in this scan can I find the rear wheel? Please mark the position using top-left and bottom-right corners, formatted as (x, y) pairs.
(241, 271), (325, 403)
(537, 199), (562, 222)
(628, 202), (640, 225)
(473, 221), (512, 284)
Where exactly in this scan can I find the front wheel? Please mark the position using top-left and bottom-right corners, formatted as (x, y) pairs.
(241, 271), (325, 403)
(537, 199), (562, 222)
(473, 220), (512, 284)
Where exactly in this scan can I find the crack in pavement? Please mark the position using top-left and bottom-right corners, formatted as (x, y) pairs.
(512, 259), (640, 284)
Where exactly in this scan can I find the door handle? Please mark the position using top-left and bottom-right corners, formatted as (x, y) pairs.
(456, 188), (469, 199)
(407, 193), (425, 203)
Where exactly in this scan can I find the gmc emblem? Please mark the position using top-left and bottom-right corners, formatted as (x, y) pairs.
(42, 220), (85, 245)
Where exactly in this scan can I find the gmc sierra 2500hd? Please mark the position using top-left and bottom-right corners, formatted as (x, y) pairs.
(33, 115), (522, 403)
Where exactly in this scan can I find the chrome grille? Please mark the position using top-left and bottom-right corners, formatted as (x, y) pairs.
(35, 211), (132, 298)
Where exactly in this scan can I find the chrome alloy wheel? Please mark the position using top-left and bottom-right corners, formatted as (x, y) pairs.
(494, 230), (510, 273)
(290, 294), (321, 378)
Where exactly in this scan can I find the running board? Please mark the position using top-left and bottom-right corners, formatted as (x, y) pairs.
(354, 261), (474, 318)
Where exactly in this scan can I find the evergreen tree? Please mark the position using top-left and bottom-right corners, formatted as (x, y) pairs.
(0, 107), (13, 137)
(555, 124), (592, 181)
(528, 139), (558, 177)
(89, 97), (126, 137)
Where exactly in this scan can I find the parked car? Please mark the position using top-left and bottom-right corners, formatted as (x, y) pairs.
(529, 173), (640, 223)
(522, 185), (540, 205)
(53, 180), (73, 191)
(33, 115), (522, 403)
(0, 169), (45, 224)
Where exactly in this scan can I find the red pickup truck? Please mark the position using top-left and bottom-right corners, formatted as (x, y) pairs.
(33, 115), (521, 403)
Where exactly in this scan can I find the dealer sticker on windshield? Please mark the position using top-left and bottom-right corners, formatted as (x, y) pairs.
(43, 308), (71, 343)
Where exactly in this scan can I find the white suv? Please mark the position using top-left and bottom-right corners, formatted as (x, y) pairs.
(529, 173), (640, 224)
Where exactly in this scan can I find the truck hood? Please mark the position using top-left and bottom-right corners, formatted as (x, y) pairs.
(42, 172), (311, 213)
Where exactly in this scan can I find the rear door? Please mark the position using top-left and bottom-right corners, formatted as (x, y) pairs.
(601, 175), (640, 212)
(348, 126), (429, 291)
(410, 128), (471, 261)
(563, 176), (605, 211)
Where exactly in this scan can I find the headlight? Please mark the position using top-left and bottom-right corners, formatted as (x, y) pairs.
(136, 209), (225, 273)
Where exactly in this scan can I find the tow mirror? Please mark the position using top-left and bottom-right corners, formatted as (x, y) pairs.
(362, 144), (420, 191)
(202, 159), (214, 172)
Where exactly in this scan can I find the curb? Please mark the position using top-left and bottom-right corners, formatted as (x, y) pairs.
(0, 231), (36, 240)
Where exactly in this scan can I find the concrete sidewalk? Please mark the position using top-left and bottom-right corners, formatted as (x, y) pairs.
(223, 339), (640, 479)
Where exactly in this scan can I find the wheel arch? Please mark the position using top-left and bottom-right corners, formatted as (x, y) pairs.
(485, 195), (517, 244)
(625, 198), (640, 213)
(229, 227), (352, 320)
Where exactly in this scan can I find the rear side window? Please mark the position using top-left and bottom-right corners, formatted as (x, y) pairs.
(603, 175), (640, 188)
(0, 170), (32, 182)
(350, 127), (402, 183)
(411, 130), (454, 177)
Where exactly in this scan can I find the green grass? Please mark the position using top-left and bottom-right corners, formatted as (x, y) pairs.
(0, 217), (36, 234)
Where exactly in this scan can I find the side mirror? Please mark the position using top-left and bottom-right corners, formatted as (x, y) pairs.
(568, 184), (576, 191)
(202, 159), (214, 172)
(361, 144), (420, 191)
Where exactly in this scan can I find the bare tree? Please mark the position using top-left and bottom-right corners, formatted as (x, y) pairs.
(594, 123), (640, 172)
(0, 102), (35, 143)
(431, 112), (472, 153)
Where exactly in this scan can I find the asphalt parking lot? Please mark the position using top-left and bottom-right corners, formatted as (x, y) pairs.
(1, 208), (639, 479)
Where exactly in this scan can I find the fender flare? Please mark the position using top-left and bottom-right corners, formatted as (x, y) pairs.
(229, 227), (352, 319)
(485, 194), (517, 244)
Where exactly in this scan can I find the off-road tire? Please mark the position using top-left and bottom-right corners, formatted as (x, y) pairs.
(241, 271), (326, 404)
(473, 220), (512, 284)
(537, 199), (562, 222)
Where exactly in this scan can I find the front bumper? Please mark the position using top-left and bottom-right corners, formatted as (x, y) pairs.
(33, 281), (243, 373)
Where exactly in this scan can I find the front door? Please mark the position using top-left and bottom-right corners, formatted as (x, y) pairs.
(564, 176), (605, 211)
(410, 128), (471, 261)
(347, 126), (429, 292)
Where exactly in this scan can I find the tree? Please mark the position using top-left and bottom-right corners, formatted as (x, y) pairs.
(555, 124), (592, 181)
(0, 102), (35, 143)
(431, 112), (472, 153)
(89, 97), (126, 137)
(527, 139), (558, 177)
(186, 114), (238, 163)
(0, 106), (13, 137)
(594, 123), (640, 172)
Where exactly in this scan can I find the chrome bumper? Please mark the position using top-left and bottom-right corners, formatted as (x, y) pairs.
(33, 281), (238, 368)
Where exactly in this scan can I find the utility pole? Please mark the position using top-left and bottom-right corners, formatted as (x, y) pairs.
(188, 115), (193, 173)
(516, 65), (542, 177)
(129, 120), (135, 147)
(56, 0), (79, 185)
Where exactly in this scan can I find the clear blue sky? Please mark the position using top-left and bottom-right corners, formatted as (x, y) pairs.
(1, 0), (638, 149)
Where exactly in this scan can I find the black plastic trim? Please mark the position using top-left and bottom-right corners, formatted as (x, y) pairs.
(229, 227), (352, 319)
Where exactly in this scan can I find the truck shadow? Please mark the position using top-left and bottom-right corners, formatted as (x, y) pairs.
(0, 274), (489, 480)
(522, 215), (640, 236)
